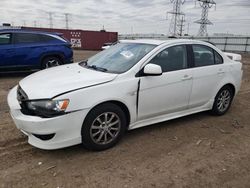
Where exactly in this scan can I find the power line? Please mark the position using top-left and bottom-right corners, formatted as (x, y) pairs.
(167, 0), (185, 37)
(195, 0), (216, 36)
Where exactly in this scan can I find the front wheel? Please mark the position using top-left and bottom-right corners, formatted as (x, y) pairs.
(81, 103), (127, 151)
(42, 56), (62, 69)
(211, 86), (234, 115)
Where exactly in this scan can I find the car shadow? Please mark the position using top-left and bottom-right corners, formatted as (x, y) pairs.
(125, 111), (209, 137)
(0, 70), (36, 78)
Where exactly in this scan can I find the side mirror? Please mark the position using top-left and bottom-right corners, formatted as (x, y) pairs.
(143, 64), (162, 76)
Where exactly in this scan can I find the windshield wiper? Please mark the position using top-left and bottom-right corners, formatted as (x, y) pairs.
(79, 60), (108, 72)
(88, 65), (108, 72)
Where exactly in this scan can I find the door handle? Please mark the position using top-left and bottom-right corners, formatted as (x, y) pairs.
(217, 69), (225, 74)
(182, 75), (192, 81)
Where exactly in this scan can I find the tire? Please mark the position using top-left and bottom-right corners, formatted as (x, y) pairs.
(211, 86), (234, 116)
(41, 56), (62, 69)
(81, 103), (127, 151)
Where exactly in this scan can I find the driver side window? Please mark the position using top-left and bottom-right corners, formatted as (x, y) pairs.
(149, 45), (187, 73)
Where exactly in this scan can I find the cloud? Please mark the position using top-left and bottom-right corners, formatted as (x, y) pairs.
(124, 0), (155, 8)
(0, 0), (249, 35)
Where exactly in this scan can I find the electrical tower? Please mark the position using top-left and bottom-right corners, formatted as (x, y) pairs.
(22, 20), (26, 27)
(178, 15), (185, 36)
(168, 0), (185, 37)
(65, 13), (70, 29)
(195, 0), (216, 36)
(48, 12), (53, 29)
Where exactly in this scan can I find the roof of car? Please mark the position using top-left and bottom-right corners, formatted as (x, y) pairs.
(0, 29), (60, 36)
(120, 39), (208, 46)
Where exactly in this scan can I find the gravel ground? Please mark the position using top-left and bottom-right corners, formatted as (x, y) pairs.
(0, 51), (250, 188)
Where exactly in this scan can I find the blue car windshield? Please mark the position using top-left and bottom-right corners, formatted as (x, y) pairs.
(80, 43), (156, 73)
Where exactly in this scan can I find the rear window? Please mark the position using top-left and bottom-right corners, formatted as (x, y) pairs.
(214, 50), (223, 64)
(14, 33), (41, 43)
(193, 45), (215, 67)
(0, 33), (11, 45)
(13, 33), (60, 43)
(192, 44), (224, 67)
(40, 35), (56, 42)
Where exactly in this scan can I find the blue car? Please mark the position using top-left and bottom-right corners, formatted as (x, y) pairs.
(0, 30), (73, 70)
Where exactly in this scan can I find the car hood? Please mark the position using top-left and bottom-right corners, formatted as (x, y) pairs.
(19, 63), (118, 99)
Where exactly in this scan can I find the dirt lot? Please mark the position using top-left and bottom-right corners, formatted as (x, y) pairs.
(0, 51), (250, 188)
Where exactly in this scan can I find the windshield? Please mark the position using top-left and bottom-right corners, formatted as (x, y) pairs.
(80, 43), (156, 73)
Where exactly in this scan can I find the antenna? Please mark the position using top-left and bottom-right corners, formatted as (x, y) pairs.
(195, 0), (216, 36)
(167, 0), (185, 37)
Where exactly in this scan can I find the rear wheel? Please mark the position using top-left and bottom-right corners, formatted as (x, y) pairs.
(211, 86), (234, 115)
(42, 56), (62, 69)
(81, 103), (127, 151)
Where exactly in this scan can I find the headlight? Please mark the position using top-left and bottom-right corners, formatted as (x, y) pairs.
(26, 99), (69, 117)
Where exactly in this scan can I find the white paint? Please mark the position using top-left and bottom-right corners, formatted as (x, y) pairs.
(8, 39), (243, 150)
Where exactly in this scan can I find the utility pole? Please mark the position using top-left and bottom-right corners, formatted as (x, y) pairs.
(22, 20), (26, 27)
(187, 22), (190, 35)
(167, 0), (185, 37)
(48, 12), (53, 29)
(65, 13), (70, 29)
(195, 0), (216, 36)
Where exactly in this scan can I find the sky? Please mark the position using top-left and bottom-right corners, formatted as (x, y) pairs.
(0, 0), (250, 35)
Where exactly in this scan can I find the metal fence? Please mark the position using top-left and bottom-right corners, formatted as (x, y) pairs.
(187, 36), (250, 53)
(119, 35), (250, 53)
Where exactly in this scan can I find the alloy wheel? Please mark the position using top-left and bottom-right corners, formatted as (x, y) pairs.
(90, 112), (121, 145)
(217, 89), (231, 112)
(45, 59), (60, 68)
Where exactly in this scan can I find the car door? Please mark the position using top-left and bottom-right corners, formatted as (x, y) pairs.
(188, 44), (226, 108)
(138, 45), (193, 120)
(12, 33), (43, 68)
(0, 33), (15, 68)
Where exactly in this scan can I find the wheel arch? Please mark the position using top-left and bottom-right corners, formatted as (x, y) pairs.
(219, 83), (236, 98)
(40, 53), (65, 67)
(211, 83), (236, 115)
(83, 100), (131, 129)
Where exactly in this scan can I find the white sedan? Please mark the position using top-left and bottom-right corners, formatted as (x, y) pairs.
(8, 39), (243, 151)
